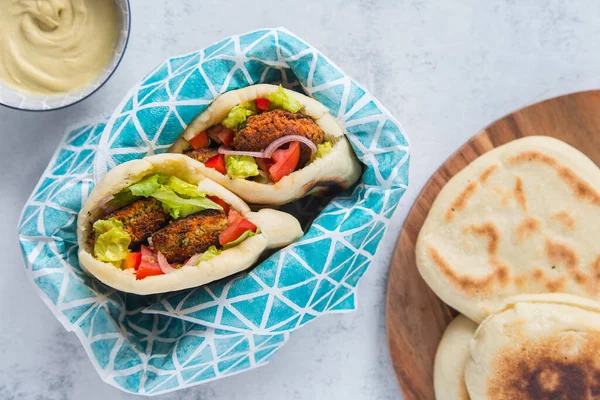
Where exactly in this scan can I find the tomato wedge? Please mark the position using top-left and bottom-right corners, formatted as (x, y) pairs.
(219, 217), (257, 246)
(189, 132), (209, 150)
(207, 195), (230, 214)
(256, 98), (270, 111)
(136, 246), (164, 280)
(268, 142), (301, 182)
(123, 252), (141, 270)
(228, 210), (242, 224)
(204, 154), (226, 174)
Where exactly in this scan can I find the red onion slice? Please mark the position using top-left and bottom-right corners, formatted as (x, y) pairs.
(98, 194), (114, 209)
(98, 194), (119, 215)
(184, 253), (202, 267)
(263, 135), (317, 159)
(157, 252), (177, 274)
(217, 146), (265, 158)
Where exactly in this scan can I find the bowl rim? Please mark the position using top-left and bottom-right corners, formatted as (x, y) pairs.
(0, 0), (132, 112)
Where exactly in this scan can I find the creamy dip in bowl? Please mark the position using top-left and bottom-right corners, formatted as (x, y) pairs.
(0, 0), (130, 111)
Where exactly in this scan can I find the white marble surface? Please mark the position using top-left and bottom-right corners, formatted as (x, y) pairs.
(2, 1), (600, 398)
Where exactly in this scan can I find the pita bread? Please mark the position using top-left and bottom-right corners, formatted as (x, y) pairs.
(77, 154), (303, 294)
(168, 84), (362, 205)
(416, 136), (600, 322)
(465, 293), (600, 399)
(434, 315), (477, 400)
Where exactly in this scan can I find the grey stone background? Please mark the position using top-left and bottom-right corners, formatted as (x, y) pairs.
(2, 1), (599, 399)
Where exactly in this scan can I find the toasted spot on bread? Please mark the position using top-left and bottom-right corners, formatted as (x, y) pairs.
(445, 181), (478, 221)
(552, 211), (576, 230)
(479, 164), (499, 184)
(465, 222), (500, 256)
(514, 176), (527, 211)
(509, 151), (600, 206)
(487, 332), (600, 400)
(428, 246), (494, 294)
(516, 217), (540, 240)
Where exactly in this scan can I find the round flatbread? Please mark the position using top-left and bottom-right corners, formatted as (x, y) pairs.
(77, 153), (303, 294)
(434, 315), (477, 400)
(465, 293), (600, 399)
(169, 84), (362, 205)
(416, 136), (600, 322)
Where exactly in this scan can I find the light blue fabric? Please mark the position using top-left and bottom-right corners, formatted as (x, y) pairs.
(18, 28), (409, 395)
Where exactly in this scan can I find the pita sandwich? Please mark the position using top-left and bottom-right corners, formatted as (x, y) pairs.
(168, 84), (362, 205)
(77, 154), (302, 294)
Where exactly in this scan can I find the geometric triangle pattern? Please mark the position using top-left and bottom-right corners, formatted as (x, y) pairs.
(19, 28), (409, 395)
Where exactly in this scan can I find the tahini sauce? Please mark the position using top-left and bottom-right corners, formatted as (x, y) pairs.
(0, 0), (119, 95)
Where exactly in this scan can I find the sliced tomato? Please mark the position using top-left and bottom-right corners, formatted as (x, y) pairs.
(228, 210), (242, 224)
(204, 154), (226, 174)
(217, 129), (235, 147)
(256, 98), (270, 111)
(269, 142), (301, 182)
(219, 217), (257, 246)
(207, 195), (230, 214)
(189, 132), (209, 150)
(136, 246), (164, 280)
(123, 252), (141, 270)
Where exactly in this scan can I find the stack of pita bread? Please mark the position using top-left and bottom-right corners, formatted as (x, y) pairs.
(414, 136), (600, 399)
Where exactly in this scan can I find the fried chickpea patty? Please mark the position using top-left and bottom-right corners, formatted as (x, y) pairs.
(234, 109), (324, 165)
(184, 148), (219, 163)
(106, 197), (170, 247)
(151, 209), (228, 263)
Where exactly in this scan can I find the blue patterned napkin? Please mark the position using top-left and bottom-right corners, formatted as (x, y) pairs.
(18, 28), (409, 395)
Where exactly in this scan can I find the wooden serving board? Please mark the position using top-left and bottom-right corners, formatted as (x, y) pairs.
(385, 90), (600, 400)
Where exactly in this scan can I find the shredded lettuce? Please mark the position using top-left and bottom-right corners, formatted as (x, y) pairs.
(93, 218), (131, 265)
(266, 85), (302, 113)
(225, 155), (259, 179)
(315, 141), (333, 159)
(222, 102), (257, 130)
(164, 176), (204, 198)
(197, 246), (221, 263)
(151, 188), (222, 219)
(222, 230), (258, 250)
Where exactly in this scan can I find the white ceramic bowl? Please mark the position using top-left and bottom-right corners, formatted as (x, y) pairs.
(0, 0), (131, 111)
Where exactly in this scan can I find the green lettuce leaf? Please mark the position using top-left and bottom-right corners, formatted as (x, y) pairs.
(164, 176), (204, 198)
(315, 141), (333, 159)
(197, 246), (221, 263)
(106, 174), (168, 208)
(106, 190), (138, 209)
(129, 174), (167, 196)
(93, 218), (131, 264)
(225, 155), (259, 179)
(151, 188), (222, 219)
(222, 230), (257, 250)
(266, 85), (302, 113)
(222, 102), (257, 130)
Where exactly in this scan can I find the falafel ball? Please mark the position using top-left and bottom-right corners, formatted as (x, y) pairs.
(105, 197), (170, 248)
(151, 209), (228, 263)
(234, 109), (324, 165)
(184, 147), (219, 163)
